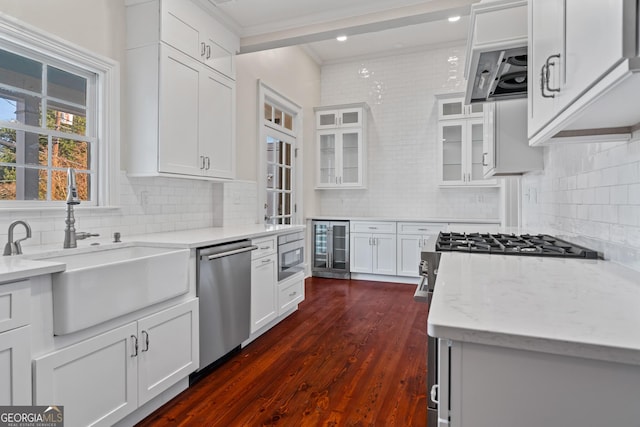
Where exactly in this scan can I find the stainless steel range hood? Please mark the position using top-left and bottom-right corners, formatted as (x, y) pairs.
(464, 0), (528, 104)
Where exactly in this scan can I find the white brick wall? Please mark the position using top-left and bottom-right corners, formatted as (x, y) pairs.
(0, 173), (260, 249)
(522, 137), (640, 271)
(316, 45), (500, 219)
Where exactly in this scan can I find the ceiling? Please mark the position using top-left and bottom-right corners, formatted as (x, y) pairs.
(207, 0), (479, 63)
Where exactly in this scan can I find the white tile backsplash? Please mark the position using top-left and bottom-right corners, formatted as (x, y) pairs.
(522, 135), (640, 271)
(0, 172), (259, 250)
(316, 45), (500, 220)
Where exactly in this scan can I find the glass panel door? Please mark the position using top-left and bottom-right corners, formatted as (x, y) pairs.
(330, 222), (349, 271)
(469, 121), (484, 181)
(318, 132), (336, 185)
(313, 222), (329, 269)
(439, 98), (464, 119)
(341, 130), (360, 184)
(265, 133), (294, 224)
(316, 111), (337, 128)
(339, 108), (362, 127)
(441, 122), (464, 182)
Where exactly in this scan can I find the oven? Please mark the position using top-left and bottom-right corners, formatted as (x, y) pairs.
(278, 231), (305, 281)
(414, 250), (442, 426)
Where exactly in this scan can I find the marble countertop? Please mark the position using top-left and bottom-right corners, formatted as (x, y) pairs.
(307, 216), (501, 223)
(0, 224), (304, 283)
(427, 252), (640, 365)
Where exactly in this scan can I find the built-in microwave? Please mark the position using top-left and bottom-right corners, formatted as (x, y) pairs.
(277, 231), (304, 281)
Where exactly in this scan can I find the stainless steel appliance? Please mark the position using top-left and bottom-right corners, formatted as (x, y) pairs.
(464, 0), (528, 104)
(311, 220), (350, 279)
(416, 231), (598, 424)
(278, 231), (305, 281)
(195, 240), (257, 372)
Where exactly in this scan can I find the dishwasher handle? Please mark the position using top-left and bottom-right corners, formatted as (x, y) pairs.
(206, 245), (258, 260)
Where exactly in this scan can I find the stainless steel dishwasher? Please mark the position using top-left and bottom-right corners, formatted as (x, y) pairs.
(195, 240), (257, 372)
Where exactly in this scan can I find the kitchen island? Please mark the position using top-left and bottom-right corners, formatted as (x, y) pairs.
(428, 253), (640, 427)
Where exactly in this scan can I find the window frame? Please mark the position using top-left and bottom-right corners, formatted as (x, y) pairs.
(257, 80), (303, 225)
(0, 14), (120, 208)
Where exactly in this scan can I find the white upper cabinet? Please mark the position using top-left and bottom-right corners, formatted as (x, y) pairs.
(438, 97), (484, 120)
(315, 104), (368, 189)
(483, 99), (543, 177)
(125, 0), (238, 180)
(528, 0), (638, 145)
(437, 95), (497, 187)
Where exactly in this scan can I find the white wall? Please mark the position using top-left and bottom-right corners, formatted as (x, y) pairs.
(0, 0), (126, 63)
(522, 137), (640, 271)
(315, 45), (501, 220)
(235, 46), (321, 219)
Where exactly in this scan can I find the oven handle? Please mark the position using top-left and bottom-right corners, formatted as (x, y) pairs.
(413, 275), (430, 303)
(430, 384), (439, 404)
(207, 245), (258, 260)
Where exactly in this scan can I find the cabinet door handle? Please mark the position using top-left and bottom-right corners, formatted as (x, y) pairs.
(131, 335), (138, 358)
(206, 44), (211, 59)
(418, 239), (422, 248)
(545, 54), (561, 94)
(200, 155), (205, 169)
(540, 64), (551, 98)
(482, 152), (488, 166)
(141, 330), (150, 352)
(200, 42), (206, 57)
(205, 156), (211, 170)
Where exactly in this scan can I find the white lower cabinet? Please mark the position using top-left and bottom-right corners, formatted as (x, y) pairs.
(277, 273), (304, 315)
(0, 325), (31, 405)
(34, 299), (199, 427)
(350, 222), (397, 275)
(250, 237), (278, 333)
(0, 280), (32, 406)
(396, 223), (448, 277)
(441, 340), (640, 427)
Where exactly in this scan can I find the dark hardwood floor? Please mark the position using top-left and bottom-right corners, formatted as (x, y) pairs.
(137, 277), (428, 427)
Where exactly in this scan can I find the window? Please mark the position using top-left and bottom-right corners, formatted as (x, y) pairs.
(0, 16), (119, 207)
(258, 81), (302, 225)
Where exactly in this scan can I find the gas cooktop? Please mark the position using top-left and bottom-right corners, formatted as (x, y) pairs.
(435, 232), (599, 259)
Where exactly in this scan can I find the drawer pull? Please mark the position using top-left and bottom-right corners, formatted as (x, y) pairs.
(262, 259), (271, 264)
(289, 291), (297, 297)
(368, 226), (378, 229)
(260, 246), (270, 250)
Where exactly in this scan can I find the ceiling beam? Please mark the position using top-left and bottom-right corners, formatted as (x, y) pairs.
(238, 0), (478, 54)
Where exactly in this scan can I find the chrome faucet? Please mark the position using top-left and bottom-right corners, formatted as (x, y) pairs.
(63, 168), (99, 248)
(3, 220), (32, 256)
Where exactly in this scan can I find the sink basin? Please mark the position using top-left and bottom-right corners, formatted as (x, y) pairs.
(40, 245), (190, 335)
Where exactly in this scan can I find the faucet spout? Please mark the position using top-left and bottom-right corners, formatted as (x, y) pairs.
(3, 220), (32, 256)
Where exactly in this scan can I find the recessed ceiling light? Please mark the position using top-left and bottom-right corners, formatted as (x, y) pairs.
(336, 35), (348, 42)
(448, 15), (461, 23)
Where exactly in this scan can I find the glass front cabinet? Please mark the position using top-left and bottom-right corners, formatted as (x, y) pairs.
(315, 103), (368, 189)
(436, 95), (497, 187)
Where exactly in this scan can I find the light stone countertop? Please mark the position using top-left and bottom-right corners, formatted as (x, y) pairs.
(0, 224), (304, 283)
(307, 216), (501, 223)
(427, 252), (640, 366)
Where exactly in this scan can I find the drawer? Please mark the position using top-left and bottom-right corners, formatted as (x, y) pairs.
(397, 222), (448, 235)
(278, 274), (304, 315)
(350, 221), (396, 234)
(252, 236), (276, 259)
(0, 280), (30, 333)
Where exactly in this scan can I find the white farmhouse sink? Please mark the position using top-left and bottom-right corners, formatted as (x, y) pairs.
(40, 245), (190, 335)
